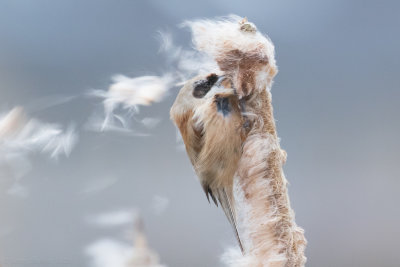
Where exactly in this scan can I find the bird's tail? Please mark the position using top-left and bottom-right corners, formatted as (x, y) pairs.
(215, 187), (244, 254)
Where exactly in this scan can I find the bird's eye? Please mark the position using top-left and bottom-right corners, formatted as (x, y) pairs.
(192, 73), (219, 98)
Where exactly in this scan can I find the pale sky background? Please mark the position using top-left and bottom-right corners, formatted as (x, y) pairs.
(0, 1), (399, 266)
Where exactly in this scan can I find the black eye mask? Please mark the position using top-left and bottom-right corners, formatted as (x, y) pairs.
(192, 73), (219, 98)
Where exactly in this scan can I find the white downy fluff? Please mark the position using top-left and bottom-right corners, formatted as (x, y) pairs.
(86, 213), (166, 267)
(158, 31), (219, 82)
(183, 15), (277, 93)
(182, 15), (275, 68)
(0, 107), (78, 196)
(86, 238), (166, 267)
(86, 239), (135, 267)
(89, 74), (174, 132)
(0, 107), (77, 160)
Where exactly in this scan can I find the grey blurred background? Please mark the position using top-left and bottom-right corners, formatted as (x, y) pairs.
(0, 0), (399, 266)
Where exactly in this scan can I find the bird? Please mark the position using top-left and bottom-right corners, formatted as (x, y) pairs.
(170, 73), (248, 252)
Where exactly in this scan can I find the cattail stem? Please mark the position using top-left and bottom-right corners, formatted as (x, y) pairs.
(231, 89), (307, 266)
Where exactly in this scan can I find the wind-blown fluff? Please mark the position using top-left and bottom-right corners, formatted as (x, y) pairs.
(183, 15), (277, 97)
(0, 106), (78, 197)
(0, 107), (77, 160)
(86, 214), (166, 267)
(89, 74), (174, 132)
(0, 107), (77, 169)
(171, 15), (306, 267)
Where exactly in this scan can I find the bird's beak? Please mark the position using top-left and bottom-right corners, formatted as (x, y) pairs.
(215, 75), (226, 86)
(215, 75), (235, 93)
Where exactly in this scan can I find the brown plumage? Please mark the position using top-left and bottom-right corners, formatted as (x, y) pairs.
(170, 73), (247, 252)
